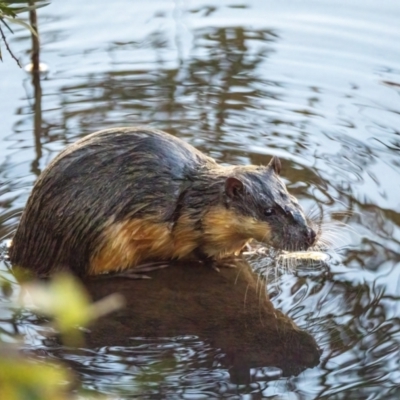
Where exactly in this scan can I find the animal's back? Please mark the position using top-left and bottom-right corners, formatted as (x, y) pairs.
(10, 127), (217, 275)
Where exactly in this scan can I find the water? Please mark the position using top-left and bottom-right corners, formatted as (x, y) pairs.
(1, 0), (400, 398)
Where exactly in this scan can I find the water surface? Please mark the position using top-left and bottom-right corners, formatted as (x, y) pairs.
(1, 0), (400, 398)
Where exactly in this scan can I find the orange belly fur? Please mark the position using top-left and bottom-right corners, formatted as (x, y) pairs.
(89, 214), (202, 275)
(201, 206), (271, 257)
(88, 206), (272, 275)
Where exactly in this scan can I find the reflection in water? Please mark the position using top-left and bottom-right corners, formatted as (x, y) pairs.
(262, 254), (400, 398)
(1, 0), (400, 397)
(56, 26), (277, 146)
(0, 258), (321, 396)
(74, 262), (320, 392)
(29, 1), (43, 176)
(31, 70), (42, 176)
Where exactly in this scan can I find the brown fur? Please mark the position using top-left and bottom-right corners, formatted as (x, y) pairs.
(170, 213), (203, 259)
(89, 214), (204, 275)
(89, 207), (271, 275)
(89, 218), (172, 275)
(10, 127), (315, 276)
(202, 206), (271, 258)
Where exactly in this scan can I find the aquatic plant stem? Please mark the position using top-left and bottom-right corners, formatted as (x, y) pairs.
(29, 0), (42, 174)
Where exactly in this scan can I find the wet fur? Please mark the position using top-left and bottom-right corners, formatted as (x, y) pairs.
(89, 209), (271, 275)
(9, 127), (314, 276)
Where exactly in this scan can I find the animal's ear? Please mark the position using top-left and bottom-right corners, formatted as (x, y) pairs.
(268, 156), (281, 175)
(225, 177), (244, 198)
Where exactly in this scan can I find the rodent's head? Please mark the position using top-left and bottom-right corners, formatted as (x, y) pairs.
(224, 157), (316, 251)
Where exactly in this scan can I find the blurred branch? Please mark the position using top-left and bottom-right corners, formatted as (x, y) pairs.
(0, 1), (49, 67)
(0, 21), (21, 66)
(29, 0), (39, 72)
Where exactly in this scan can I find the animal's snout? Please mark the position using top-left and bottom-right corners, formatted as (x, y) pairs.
(305, 227), (316, 247)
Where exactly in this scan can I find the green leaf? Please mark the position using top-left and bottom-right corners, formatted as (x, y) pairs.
(3, 14), (38, 36)
(19, 273), (124, 346)
(0, 3), (17, 18)
(12, 2), (50, 15)
(0, 357), (72, 400)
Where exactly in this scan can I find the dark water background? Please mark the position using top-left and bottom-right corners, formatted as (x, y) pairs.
(1, 0), (400, 398)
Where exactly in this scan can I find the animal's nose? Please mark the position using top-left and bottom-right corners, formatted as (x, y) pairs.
(305, 227), (316, 246)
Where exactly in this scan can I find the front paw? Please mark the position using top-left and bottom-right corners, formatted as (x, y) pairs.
(204, 257), (239, 272)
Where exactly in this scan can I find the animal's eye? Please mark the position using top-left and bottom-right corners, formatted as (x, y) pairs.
(264, 208), (275, 217)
